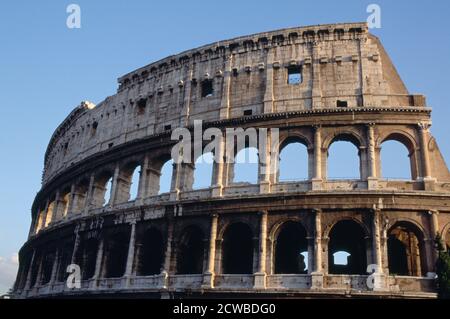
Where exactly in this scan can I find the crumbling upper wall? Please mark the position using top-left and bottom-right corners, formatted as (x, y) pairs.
(42, 22), (431, 184)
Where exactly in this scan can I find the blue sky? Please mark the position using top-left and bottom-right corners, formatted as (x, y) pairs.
(0, 0), (449, 294)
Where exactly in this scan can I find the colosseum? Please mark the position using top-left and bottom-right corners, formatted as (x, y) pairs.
(12, 22), (450, 299)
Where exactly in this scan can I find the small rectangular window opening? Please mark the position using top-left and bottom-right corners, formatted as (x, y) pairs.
(337, 100), (348, 108)
(243, 109), (253, 116)
(164, 125), (172, 131)
(201, 79), (213, 98)
(287, 66), (302, 85)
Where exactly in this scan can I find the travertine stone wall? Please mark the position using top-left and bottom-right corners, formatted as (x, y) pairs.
(43, 22), (425, 185)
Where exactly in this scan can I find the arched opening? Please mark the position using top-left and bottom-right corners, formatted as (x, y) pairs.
(380, 138), (413, 180)
(328, 220), (367, 275)
(57, 243), (73, 282)
(40, 250), (55, 285)
(159, 159), (174, 194)
(45, 199), (56, 227)
(278, 140), (309, 181)
(177, 226), (205, 274)
(138, 228), (164, 276)
(30, 251), (42, 287)
(388, 222), (425, 276)
(130, 166), (141, 200)
(233, 147), (259, 184)
(60, 191), (70, 218)
(193, 152), (214, 190)
(327, 135), (361, 180)
(78, 238), (99, 280)
(274, 221), (308, 274)
(92, 172), (113, 207)
(116, 163), (142, 203)
(104, 231), (130, 278)
(103, 178), (113, 206)
(222, 223), (254, 274)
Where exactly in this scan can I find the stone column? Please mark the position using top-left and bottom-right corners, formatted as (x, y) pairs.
(429, 210), (440, 273)
(136, 155), (149, 203)
(211, 136), (225, 197)
(370, 209), (386, 290)
(49, 249), (60, 286)
(202, 214), (218, 288)
(161, 218), (174, 288)
(367, 123), (378, 189)
(311, 209), (323, 289)
(371, 209), (382, 271)
(169, 162), (181, 201)
(34, 255), (44, 288)
(67, 184), (76, 216)
(109, 164), (121, 206)
(70, 230), (81, 265)
(254, 211), (268, 289)
(259, 129), (272, 194)
(93, 239), (104, 287)
(312, 126), (322, 190)
(23, 250), (36, 291)
(418, 123), (431, 178)
(125, 221), (137, 286)
(84, 173), (95, 215)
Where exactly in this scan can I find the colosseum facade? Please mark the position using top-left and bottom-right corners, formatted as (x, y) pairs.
(13, 22), (450, 298)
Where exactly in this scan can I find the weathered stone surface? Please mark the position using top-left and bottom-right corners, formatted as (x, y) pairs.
(13, 22), (450, 299)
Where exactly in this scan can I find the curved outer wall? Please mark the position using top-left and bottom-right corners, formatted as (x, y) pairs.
(13, 22), (450, 299)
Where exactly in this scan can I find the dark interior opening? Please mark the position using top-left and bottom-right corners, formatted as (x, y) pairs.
(275, 222), (308, 274)
(105, 232), (130, 278)
(328, 220), (367, 275)
(337, 100), (348, 107)
(79, 238), (99, 280)
(388, 223), (423, 276)
(201, 79), (213, 97)
(222, 223), (253, 274)
(177, 227), (204, 274)
(139, 228), (165, 276)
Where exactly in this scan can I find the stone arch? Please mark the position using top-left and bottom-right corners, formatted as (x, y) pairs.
(149, 154), (173, 195)
(193, 151), (214, 190)
(273, 221), (308, 274)
(137, 227), (165, 276)
(378, 131), (419, 180)
(327, 219), (368, 275)
(116, 160), (143, 203)
(278, 136), (311, 181)
(387, 220), (427, 276)
(176, 225), (205, 274)
(324, 131), (365, 180)
(92, 170), (114, 208)
(103, 229), (130, 278)
(221, 222), (254, 274)
(232, 147), (259, 184)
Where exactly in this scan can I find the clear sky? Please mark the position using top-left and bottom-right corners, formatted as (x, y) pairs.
(0, 0), (449, 294)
